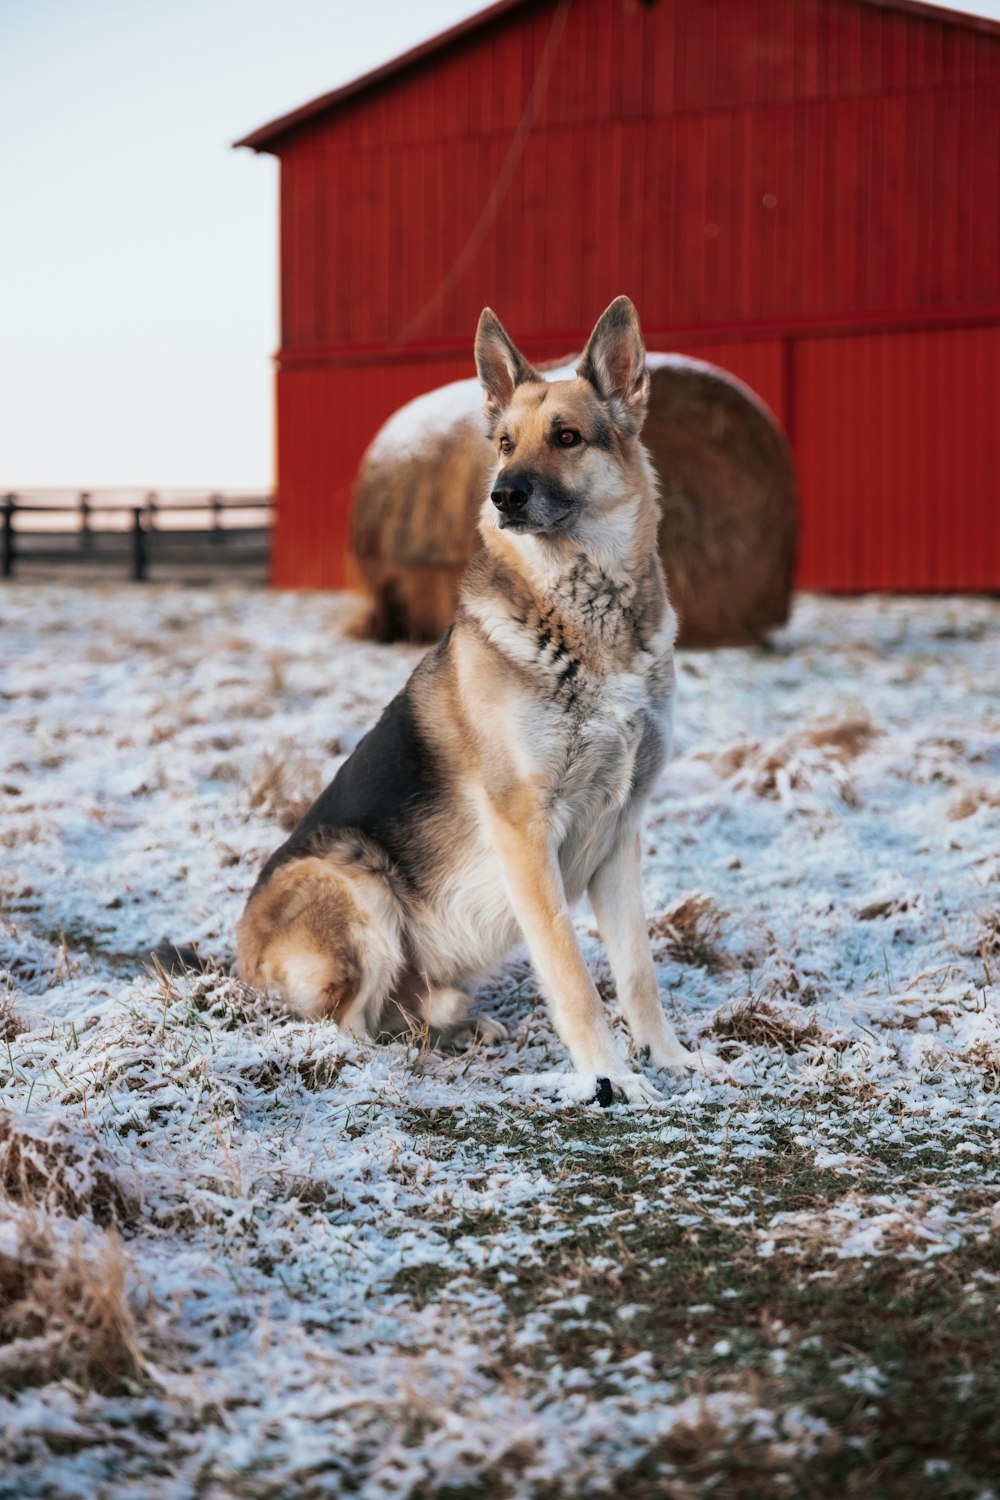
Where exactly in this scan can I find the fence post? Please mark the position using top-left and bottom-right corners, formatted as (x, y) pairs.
(79, 491), (92, 552)
(132, 507), (146, 582)
(210, 492), (222, 544)
(2, 495), (14, 579)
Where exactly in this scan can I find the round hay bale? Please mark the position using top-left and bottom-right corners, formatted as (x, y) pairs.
(351, 357), (797, 648)
(351, 376), (489, 641)
(645, 356), (798, 646)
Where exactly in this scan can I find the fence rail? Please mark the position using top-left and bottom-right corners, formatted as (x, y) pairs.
(1, 490), (274, 581)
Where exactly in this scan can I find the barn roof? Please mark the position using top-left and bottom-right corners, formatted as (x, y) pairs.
(234, 0), (1000, 153)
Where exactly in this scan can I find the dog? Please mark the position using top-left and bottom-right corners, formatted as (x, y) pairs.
(236, 296), (717, 1102)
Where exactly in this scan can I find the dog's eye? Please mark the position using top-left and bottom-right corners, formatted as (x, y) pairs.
(499, 435), (513, 455)
(558, 428), (581, 447)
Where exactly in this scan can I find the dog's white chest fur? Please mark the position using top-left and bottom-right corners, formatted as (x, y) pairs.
(464, 580), (676, 880)
(538, 657), (673, 900)
(560, 669), (654, 796)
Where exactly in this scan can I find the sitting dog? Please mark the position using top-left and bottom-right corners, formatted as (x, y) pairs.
(237, 296), (715, 1101)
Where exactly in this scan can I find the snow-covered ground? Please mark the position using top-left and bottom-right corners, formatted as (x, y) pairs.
(1, 581), (998, 1497)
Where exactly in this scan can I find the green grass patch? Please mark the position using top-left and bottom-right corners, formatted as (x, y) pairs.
(375, 1101), (1000, 1497)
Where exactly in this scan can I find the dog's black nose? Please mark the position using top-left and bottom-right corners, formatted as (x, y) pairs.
(491, 484), (530, 516)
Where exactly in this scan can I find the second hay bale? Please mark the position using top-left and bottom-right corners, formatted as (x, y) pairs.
(351, 356), (797, 648)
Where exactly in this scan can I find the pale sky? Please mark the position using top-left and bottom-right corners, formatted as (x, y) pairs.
(2, 0), (998, 492)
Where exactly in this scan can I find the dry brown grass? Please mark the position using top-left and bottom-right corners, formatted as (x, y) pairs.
(0, 1110), (138, 1226)
(977, 912), (1000, 959)
(608, 1382), (837, 1499)
(0, 923), (72, 994)
(707, 714), (879, 802)
(649, 893), (731, 971)
(857, 896), (911, 922)
(949, 783), (1000, 821)
(247, 744), (324, 831)
(209, 758), (243, 784)
(711, 998), (824, 1054)
(876, 1209), (941, 1258)
(965, 1042), (1000, 1090)
(803, 717), (880, 760)
(0, 990), (25, 1042)
(0, 1210), (149, 1392)
(966, 912), (1000, 986)
(0, 821), (44, 849)
(872, 1000), (955, 1035)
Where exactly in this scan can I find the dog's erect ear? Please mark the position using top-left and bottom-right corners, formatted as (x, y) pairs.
(475, 308), (540, 428)
(577, 295), (649, 435)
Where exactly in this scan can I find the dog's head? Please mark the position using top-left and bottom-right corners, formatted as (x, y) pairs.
(474, 295), (651, 539)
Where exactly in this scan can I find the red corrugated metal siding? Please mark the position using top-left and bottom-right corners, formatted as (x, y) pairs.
(795, 325), (1000, 590)
(273, 357), (474, 588)
(278, 79), (1000, 354)
(280, 0), (1000, 152)
(266, 0), (1000, 591)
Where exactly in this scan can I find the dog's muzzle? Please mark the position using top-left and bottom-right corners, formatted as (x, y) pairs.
(491, 482), (531, 519)
(491, 471), (574, 532)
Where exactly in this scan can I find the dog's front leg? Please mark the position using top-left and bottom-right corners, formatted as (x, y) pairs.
(486, 808), (661, 1103)
(589, 827), (717, 1075)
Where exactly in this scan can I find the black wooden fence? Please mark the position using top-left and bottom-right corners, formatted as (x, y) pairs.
(1, 491), (274, 581)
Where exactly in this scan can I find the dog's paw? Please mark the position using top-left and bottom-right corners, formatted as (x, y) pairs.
(593, 1073), (663, 1107)
(443, 1014), (509, 1052)
(642, 1040), (728, 1079)
(471, 1014), (509, 1044)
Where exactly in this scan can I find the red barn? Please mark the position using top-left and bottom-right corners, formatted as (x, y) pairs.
(237, 0), (1000, 593)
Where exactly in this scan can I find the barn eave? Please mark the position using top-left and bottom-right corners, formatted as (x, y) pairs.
(233, 0), (535, 153)
(233, 0), (1000, 154)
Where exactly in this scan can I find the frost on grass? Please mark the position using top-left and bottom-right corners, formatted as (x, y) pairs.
(0, 1110), (138, 1225)
(0, 582), (999, 1497)
(649, 891), (732, 971)
(697, 711), (880, 808)
(759, 1190), (1000, 1263)
(0, 920), (73, 998)
(0, 1209), (149, 1393)
(0, 991), (25, 1044)
(245, 741), (325, 832)
(710, 997), (826, 1055)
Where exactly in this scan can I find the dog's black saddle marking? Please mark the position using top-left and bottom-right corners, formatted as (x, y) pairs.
(255, 680), (443, 890)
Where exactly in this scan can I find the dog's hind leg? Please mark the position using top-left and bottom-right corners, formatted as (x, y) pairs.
(588, 829), (721, 1076)
(236, 856), (405, 1036)
(425, 985), (508, 1050)
(266, 938), (361, 1021)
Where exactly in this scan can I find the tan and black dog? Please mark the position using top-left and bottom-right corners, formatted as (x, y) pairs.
(237, 296), (717, 1102)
